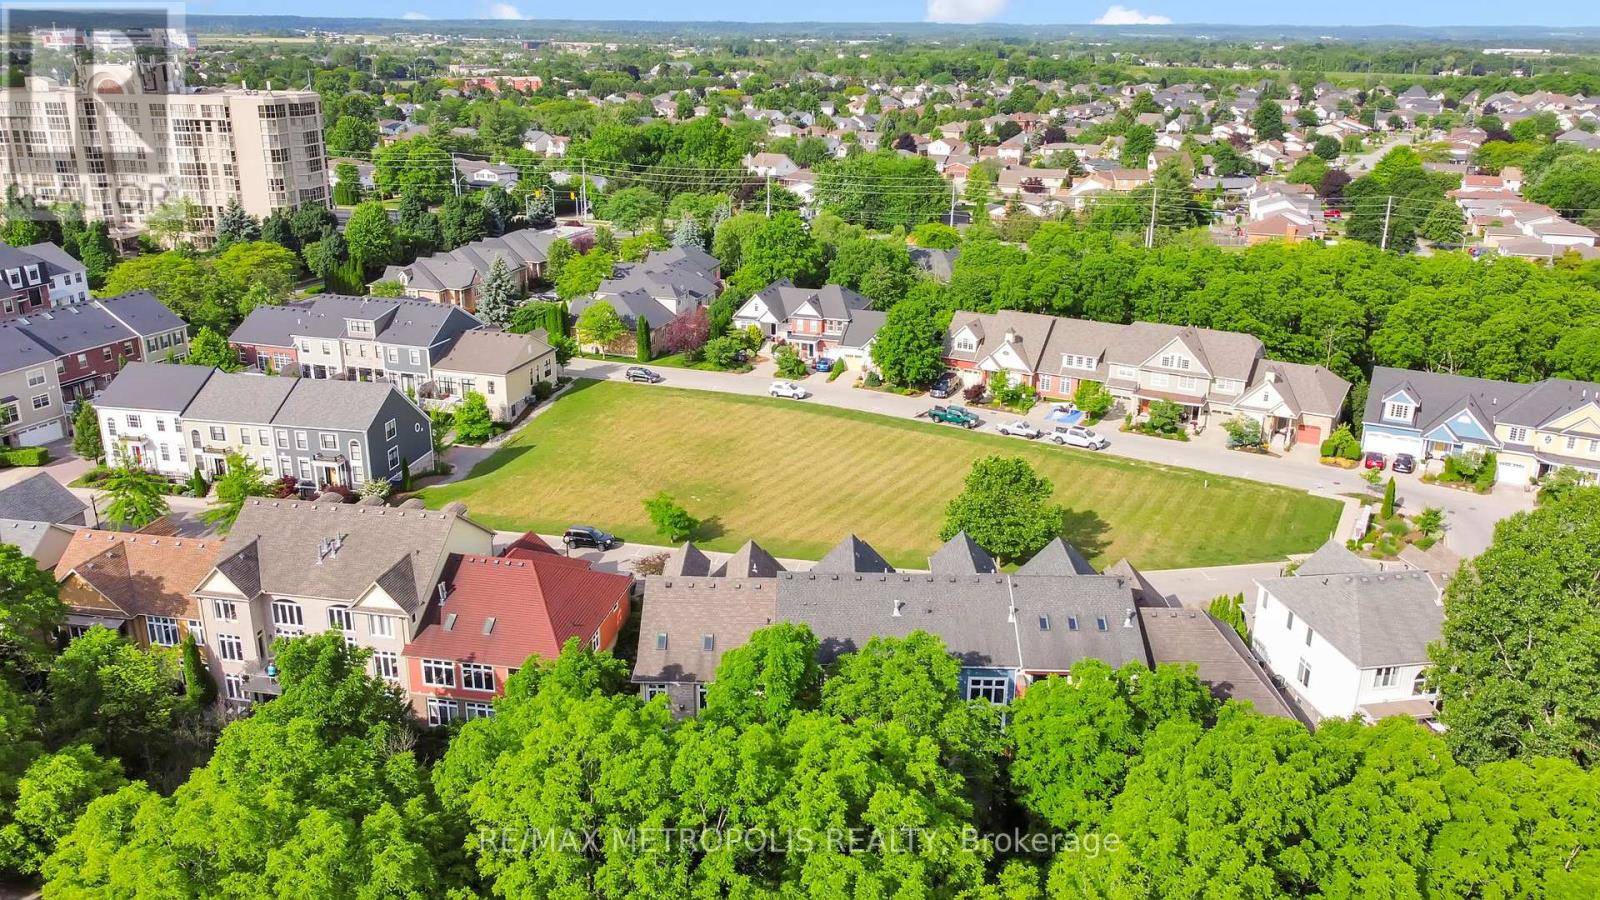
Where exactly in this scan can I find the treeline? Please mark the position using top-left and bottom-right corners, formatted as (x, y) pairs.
(28, 622), (1600, 897)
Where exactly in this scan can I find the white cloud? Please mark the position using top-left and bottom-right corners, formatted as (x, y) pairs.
(925, 0), (1010, 25)
(1092, 5), (1173, 25)
(400, 10), (430, 18)
(484, 2), (526, 18)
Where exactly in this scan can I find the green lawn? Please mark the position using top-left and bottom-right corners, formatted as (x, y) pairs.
(420, 381), (1342, 570)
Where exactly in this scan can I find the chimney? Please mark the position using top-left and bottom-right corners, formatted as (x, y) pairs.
(1004, 328), (1017, 344)
(892, 599), (903, 618)
(1265, 370), (1277, 383)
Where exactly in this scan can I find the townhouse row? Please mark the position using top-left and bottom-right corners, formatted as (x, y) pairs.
(50, 498), (633, 724)
(0, 290), (189, 448)
(228, 293), (559, 422)
(1361, 366), (1600, 487)
(95, 363), (433, 488)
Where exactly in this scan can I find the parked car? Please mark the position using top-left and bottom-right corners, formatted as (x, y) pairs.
(1050, 424), (1109, 450)
(929, 371), (960, 399)
(1392, 453), (1416, 474)
(1363, 451), (1387, 471)
(625, 366), (663, 383)
(563, 525), (617, 550)
(770, 380), (808, 400)
(996, 420), (1043, 439)
(922, 405), (981, 428)
(813, 357), (834, 373)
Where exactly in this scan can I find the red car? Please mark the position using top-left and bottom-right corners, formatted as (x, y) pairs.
(1363, 451), (1387, 470)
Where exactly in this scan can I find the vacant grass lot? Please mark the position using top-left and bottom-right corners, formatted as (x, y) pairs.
(421, 381), (1342, 570)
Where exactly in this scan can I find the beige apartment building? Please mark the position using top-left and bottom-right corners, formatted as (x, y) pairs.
(0, 61), (328, 241)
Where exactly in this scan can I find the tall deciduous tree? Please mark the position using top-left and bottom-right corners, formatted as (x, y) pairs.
(100, 463), (170, 530)
(344, 201), (398, 273)
(940, 456), (1063, 565)
(576, 299), (626, 348)
(186, 326), (240, 372)
(870, 295), (947, 386)
(0, 543), (65, 666)
(1431, 487), (1600, 765)
(203, 453), (273, 532)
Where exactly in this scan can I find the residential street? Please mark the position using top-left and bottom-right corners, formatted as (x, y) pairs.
(566, 357), (1534, 559)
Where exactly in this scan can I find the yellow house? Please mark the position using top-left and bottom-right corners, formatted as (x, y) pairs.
(429, 328), (559, 423)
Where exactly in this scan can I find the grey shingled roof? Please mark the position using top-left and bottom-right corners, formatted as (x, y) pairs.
(207, 498), (490, 615)
(927, 531), (998, 575)
(814, 534), (895, 574)
(840, 309), (886, 350)
(95, 362), (215, 412)
(0, 472), (86, 523)
(1256, 570), (1443, 668)
(1295, 539), (1374, 577)
(96, 292), (184, 337)
(1139, 607), (1300, 720)
(1364, 366), (1535, 437)
(664, 541), (713, 577)
(271, 378), (407, 430)
(1015, 538), (1098, 576)
(777, 571), (1144, 671)
(632, 575), (778, 681)
(0, 322), (56, 376)
(182, 371), (296, 424)
(4, 303), (132, 356)
(711, 540), (785, 578)
(433, 328), (552, 376)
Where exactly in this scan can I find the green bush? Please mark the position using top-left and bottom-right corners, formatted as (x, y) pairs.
(1319, 424), (1362, 460)
(1072, 380), (1114, 420)
(0, 446), (50, 467)
(702, 336), (744, 369)
(1146, 400), (1185, 435)
(1223, 417), (1265, 449)
(533, 381), (556, 402)
(775, 345), (808, 379)
(864, 371), (882, 387)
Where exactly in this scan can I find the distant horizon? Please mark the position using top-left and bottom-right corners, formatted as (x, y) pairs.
(171, 3), (1600, 31)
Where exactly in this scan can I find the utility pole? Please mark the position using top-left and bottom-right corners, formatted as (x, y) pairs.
(765, 175), (772, 218)
(450, 153), (460, 197)
(1144, 178), (1159, 249)
(579, 159), (588, 219)
(1379, 195), (1394, 251)
(948, 180), (958, 226)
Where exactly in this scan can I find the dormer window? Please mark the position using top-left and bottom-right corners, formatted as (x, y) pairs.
(1384, 401), (1412, 422)
(954, 333), (977, 353)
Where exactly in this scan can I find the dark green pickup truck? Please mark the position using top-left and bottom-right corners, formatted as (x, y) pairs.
(922, 405), (981, 428)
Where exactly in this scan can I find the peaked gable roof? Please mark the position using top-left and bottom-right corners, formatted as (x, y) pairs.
(54, 529), (218, 620)
(664, 541), (713, 577)
(1294, 539), (1373, 577)
(928, 531), (998, 575)
(1015, 537), (1098, 576)
(814, 534), (895, 574)
(0, 472), (87, 524)
(712, 540), (785, 578)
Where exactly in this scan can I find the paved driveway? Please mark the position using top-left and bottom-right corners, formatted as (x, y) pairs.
(565, 358), (1533, 559)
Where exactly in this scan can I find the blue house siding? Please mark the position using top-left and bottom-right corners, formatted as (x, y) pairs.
(959, 666), (1018, 704)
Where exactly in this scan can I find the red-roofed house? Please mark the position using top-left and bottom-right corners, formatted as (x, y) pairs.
(401, 534), (633, 724)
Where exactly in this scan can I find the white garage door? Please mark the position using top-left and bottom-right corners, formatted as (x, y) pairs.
(16, 418), (63, 447)
(1496, 459), (1530, 487)
(1361, 430), (1421, 458)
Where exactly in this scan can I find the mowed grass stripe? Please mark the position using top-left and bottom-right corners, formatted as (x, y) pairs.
(421, 381), (1342, 570)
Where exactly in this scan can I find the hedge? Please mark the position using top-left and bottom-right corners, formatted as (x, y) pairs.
(0, 446), (51, 467)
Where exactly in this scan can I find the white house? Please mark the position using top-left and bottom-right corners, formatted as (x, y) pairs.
(1251, 540), (1444, 725)
(93, 362), (216, 477)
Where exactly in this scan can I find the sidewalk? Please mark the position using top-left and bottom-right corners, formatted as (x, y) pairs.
(565, 358), (1532, 558)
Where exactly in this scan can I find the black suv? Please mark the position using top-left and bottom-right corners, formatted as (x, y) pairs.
(1392, 453), (1417, 474)
(563, 526), (618, 550)
(625, 366), (664, 383)
(929, 371), (960, 399)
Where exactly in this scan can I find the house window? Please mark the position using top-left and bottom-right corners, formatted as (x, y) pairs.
(966, 676), (1010, 704)
(146, 616), (180, 646)
(426, 698), (459, 726)
(1296, 658), (1312, 687)
(276, 429), (289, 448)
(697, 684), (708, 711)
(644, 683), (668, 700)
(1305, 627), (1314, 647)
(187, 619), (205, 643)
(1095, 616), (1108, 632)
(385, 418), (397, 440)
(422, 659), (456, 687)
(240, 430), (251, 446)
(462, 663), (496, 692)
(298, 459), (312, 482)
(1286, 611), (1295, 629)
(219, 633), (244, 661)
(1384, 402), (1412, 422)
(1150, 373), (1170, 389)
(368, 614), (395, 638)
(1067, 616), (1079, 631)
(387, 446), (401, 470)
(320, 433), (337, 451)
(295, 431), (308, 450)
(464, 701), (495, 720)
(954, 334), (977, 352)
(271, 600), (304, 634)
(1159, 354), (1191, 370)
(328, 606), (354, 632)
(224, 674), (248, 701)
(210, 426), (225, 442)
(1413, 669), (1430, 694)
(212, 599), (237, 621)
(701, 634), (715, 651)
(31, 394), (49, 410)
(409, 349), (421, 366)
(126, 413), (141, 428)
(258, 429), (269, 445)
(1567, 436), (1578, 451)
(1373, 667), (1399, 688)
(373, 651), (399, 681)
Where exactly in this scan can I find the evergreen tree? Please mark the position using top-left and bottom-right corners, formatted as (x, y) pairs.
(476, 256), (518, 327)
(635, 316), (652, 362)
(180, 634), (216, 706)
(71, 402), (102, 462)
(671, 216), (703, 249)
(214, 200), (259, 247)
(76, 222), (117, 288)
(1382, 476), (1397, 519)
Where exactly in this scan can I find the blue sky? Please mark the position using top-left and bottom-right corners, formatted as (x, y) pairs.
(185, 1), (1600, 27)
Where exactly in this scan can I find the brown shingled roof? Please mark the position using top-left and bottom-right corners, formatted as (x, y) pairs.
(53, 529), (218, 621)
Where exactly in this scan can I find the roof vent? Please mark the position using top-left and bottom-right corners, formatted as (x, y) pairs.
(444, 613), (457, 631)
